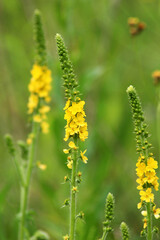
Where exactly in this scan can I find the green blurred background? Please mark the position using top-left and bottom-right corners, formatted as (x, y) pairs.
(1, 0), (160, 239)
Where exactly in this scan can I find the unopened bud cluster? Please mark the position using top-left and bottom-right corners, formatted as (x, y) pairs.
(120, 222), (130, 240)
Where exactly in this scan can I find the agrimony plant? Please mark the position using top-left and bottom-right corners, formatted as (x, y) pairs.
(56, 33), (88, 240)
(127, 85), (160, 239)
(5, 9), (52, 240)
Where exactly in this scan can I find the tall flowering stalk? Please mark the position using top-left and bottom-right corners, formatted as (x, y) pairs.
(127, 85), (160, 239)
(5, 10), (52, 240)
(56, 34), (88, 240)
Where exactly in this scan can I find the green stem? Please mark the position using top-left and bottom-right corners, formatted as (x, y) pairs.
(70, 137), (78, 240)
(147, 202), (152, 240)
(18, 123), (38, 240)
(13, 157), (25, 186)
(101, 229), (108, 240)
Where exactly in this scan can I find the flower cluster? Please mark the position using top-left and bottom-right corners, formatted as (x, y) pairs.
(27, 64), (52, 135)
(64, 99), (88, 142)
(136, 156), (159, 206)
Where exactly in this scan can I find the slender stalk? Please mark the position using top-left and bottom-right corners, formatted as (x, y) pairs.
(18, 122), (38, 240)
(13, 157), (25, 186)
(70, 137), (78, 240)
(101, 231), (108, 240)
(147, 202), (152, 240)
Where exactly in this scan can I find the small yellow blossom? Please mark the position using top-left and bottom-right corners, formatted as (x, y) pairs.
(39, 105), (50, 114)
(37, 161), (47, 170)
(72, 186), (78, 193)
(146, 157), (158, 171)
(26, 138), (32, 145)
(67, 160), (73, 169)
(63, 149), (69, 154)
(153, 206), (160, 219)
(63, 234), (69, 240)
(41, 121), (49, 134)
(63, 100), (70, 110)
(141, 211), (147, 217)
(137, 202), (142, 209)
(33, 114), (42, 123)
(68, 141), (78, 149)
(140, 188), (154, 202)
(143, 218), (147, 229)
(80, 150), (88, 163)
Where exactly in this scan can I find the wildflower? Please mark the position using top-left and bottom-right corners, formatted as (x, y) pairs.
(33, 114), (42, 123)
(153, 206), (160, 219)
(141, 211), (147, 217)
(37, 161), (47, 170)
(80, 150), (88, 163)
(68, 141), (78, 149)
(143, 218), (147, 229)
(77, 171), (82, 177)
(127, 85), (160, 234)
(26, 138), (32, 145)
(41, 121), (49, 134)
(137, 202), (142, 209)
(63, 234), (69, 240)
(67, 160), (73, 169)
(63, 149), (69, 154)
(146, 157), (158, 171)
(152, 70), (160, 85)
(72, 186), (78, 193)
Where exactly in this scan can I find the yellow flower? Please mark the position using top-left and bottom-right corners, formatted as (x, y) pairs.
(72, 186), (78, 192)
(146, 157), (158, 171)
(141, 211), (147, 217)
(33, 114), (42, 123)
(144, 171), (156, 183)
(67, 160), (73, 169)
(140, 188), (154, 202)
(37, 161), (47, 170)
(68, 141), (78, 149)
(152, 178), (159, 191)
(41, 121), (49, 134)
(80, 150), (88, 163)
(63, 149), (69, 154)
(39, 106), (50, 114)
(137, 202), (142, 209)
(63, 234), (69, 240)
(27, 94), (39, 114)
(153, 206), (160, 219)
(31, 64), (43, 79)
(143, 218), (147, 229)
(136, 162), (146, 177)
(63, 100), (70, 110)
(26, 138), (32, 145)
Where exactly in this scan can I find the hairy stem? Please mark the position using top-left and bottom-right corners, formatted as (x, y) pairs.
(70, 137), (78, 240)
(147, 202), (152, 240)
(18, 123), (38, 240)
